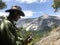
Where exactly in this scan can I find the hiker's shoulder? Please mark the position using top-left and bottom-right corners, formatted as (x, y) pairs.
(2, 19), (12, 25)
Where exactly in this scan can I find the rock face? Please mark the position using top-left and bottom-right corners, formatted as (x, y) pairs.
(16, 14), (60, 31)
(33, 27), (60, 45)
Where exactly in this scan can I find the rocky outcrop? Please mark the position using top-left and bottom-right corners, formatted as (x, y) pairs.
(33, 27), (60, 45)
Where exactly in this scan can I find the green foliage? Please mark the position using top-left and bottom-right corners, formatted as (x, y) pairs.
(18, 27), (52, 45)
(18, 25), (58, 45)
(52, 0), (60, 12)
(0, 0), (7, 9)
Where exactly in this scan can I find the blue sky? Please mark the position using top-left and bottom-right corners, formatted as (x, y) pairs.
(0, 0), (60, 18)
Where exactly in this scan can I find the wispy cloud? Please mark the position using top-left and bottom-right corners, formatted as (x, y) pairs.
(16, 0), (37, 4)
(40, 0), (48, 3)
(21, 10), (43, 18)
(21, 10), (34, 18)
(16, 0), (49, 4)
(3, 0), (12, 1)
(3, 0), (49, 4)
(0, 12), (9, 17)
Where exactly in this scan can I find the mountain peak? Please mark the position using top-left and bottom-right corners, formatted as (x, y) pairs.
(41, 14), (50, 19)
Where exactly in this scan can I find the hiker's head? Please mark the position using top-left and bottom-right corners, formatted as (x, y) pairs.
(5, 5), (25, 21)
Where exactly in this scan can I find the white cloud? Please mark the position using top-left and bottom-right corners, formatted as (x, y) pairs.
(16, 0), (49, 4)
(21, 10), (34, 18)
(0, 12), (9, 17)
(16, 0), (37, 3)
(3, 0), (49, 4)
(40, 0), (47, 3)
(3, 0), (12, 1)
(21, 10), (43, 18)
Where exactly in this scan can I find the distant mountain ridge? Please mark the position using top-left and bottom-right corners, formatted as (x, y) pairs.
(16, 14), (60, 31)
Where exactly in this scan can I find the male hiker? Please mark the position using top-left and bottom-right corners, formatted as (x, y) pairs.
(0, 5), (32, 45)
